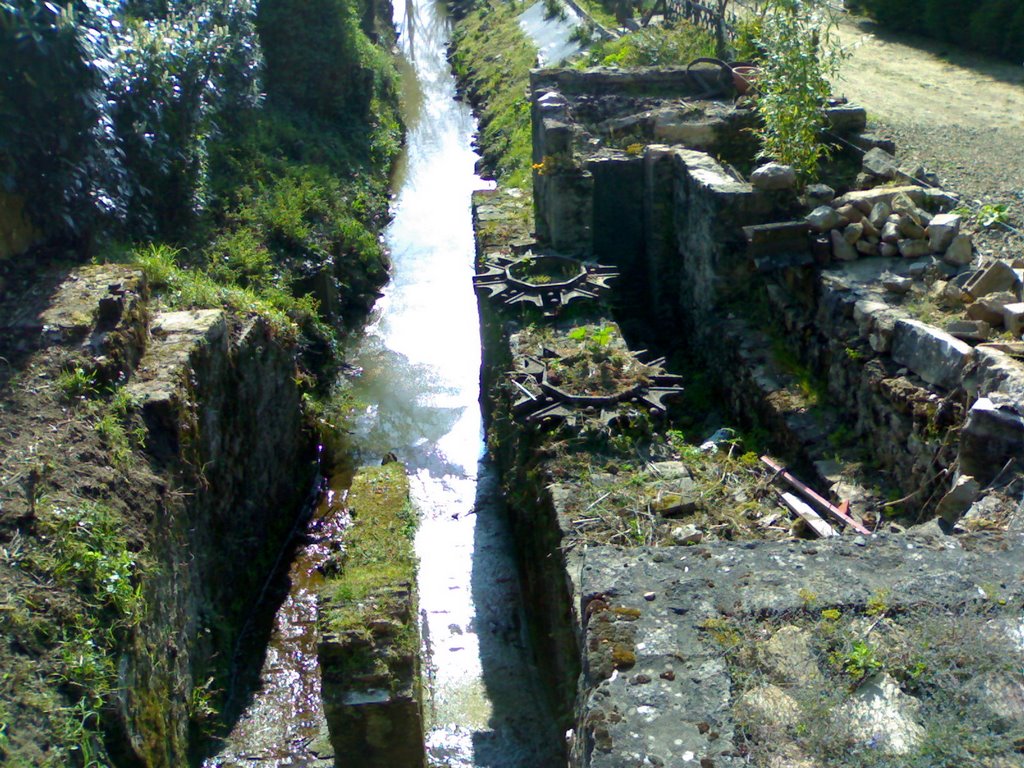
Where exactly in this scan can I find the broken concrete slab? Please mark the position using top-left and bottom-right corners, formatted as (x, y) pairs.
(964, 260), (1019, 299)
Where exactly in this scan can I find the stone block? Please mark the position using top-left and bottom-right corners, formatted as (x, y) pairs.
(898, 215), (926, 240)
(935, 474), (981, 524)
(883, 275), (913, 294)
(869, 201), (892, 228)
(959, 396), (1024, 485)
(856, 238), (879, 256)
(853, 300), (902, 353)
(831, 229), (857, 261)
(1004, 302), (1024, 338)
(807, 205), (845, 232)
(852, 132), (897, 155)
(743, 220), (810, 258)
(945, 319), (990, 343)
(750, 162), (797, 190)
(967, 291), (1018, 327)
(880, 220), (901, 244)
(832, 185), (927, 211)
(963, 343), (1024, 400)
(825, 103), (867, 134)
(862, 147), (899, 179)
(898, 238), (931, 259)
(541, 118), (573, 155)
(891, 318), (972, 389)
(803, 183), (835, 206)
(652, 114), (724, 149)
(927, 213), (961, 252)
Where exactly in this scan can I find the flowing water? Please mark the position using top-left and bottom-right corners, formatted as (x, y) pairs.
(206, 0), (563, 764)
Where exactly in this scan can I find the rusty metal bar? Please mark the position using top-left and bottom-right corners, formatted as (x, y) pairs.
(761, 455), (871, 535)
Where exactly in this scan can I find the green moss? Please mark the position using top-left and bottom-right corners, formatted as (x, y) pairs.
(322, 464), (417, 637)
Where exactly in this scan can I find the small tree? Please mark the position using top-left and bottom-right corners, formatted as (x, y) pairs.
(748, 0), (844, 180)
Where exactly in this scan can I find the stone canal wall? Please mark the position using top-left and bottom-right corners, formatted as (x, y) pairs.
(0, 264), (313, 764)
(471, 63), (1024, 767)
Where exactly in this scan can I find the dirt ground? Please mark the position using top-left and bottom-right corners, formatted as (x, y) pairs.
(830, 11), (1024, 258)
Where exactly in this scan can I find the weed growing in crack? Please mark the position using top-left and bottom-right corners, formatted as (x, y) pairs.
(56, 366), (99, 404)
(15, 501), (150, 766)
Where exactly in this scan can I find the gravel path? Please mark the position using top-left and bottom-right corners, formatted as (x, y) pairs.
(829, 12), (1024, 257)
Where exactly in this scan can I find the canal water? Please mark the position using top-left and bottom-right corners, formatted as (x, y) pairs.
(206, 0), (563, 764)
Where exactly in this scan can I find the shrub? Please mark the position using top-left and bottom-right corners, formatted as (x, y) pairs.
(0, 0), (262, 243)
(579, 21), (717, 67)
(257, 0), (397, 123)
(748, 0), (844, 180)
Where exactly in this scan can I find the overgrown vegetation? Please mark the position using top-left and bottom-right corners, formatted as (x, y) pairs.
(1, 0), (404, 763)
(577, 20), (716, 67)
(856, 0), (1024, 63)
(449, 0), (536, 187)
(9, 501), (150, 766)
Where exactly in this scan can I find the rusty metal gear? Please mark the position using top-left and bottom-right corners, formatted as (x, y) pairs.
(473, 253), (619, 317)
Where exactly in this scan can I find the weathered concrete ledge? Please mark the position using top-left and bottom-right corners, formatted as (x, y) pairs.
(567, 533), (1024, 767)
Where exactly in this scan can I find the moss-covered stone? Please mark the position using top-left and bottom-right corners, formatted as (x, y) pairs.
(317, 463), (425, 767)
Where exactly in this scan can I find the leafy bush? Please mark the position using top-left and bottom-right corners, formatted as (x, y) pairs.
(747, 0), (844, 180)
(859, 0), (1024, 62)
(0, 0), (262, 242)
(257, 0), (397, 123)
(0, 0), (128, 235)
(578, 21), (716, 67)
(108, 2), (263, 235)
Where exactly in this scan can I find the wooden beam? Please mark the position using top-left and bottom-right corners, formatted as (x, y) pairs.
(780, 492), (835, 538)
(761, 456), (871, 535)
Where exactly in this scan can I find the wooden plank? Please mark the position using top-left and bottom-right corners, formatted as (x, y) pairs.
(780, 492), (835, 538)
(761, 455), (872, 535)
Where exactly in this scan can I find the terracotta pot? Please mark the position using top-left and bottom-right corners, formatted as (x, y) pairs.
(731, 65), (759, 95)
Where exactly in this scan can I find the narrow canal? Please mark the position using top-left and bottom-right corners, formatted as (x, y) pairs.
(206, 0), (563, 764)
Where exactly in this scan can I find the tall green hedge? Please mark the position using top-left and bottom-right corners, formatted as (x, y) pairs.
(0, 0), (262, 242)
(860, 0), (1024, 62)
